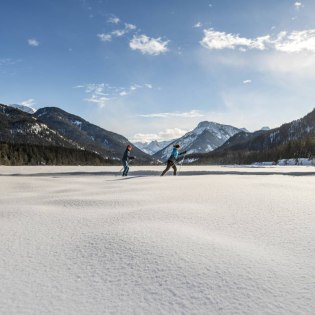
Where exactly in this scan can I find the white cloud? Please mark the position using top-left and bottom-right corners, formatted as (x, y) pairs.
(76, 82), (153, 106)
(98, 21), (137, 43)
(21, 98), (36, 107)
(0, 58), (18, 66)
(243, 80), (252, 84)
(294, 2), (303, 10)
(129, 35), (169, 55)
(119, 84), (152, 96)
(198, 38), (315, 81)
(138, 110), (204, 118)
(83, 83), (110, 108)
(97, 33), (112, 42)
(159, 128), (188, 139)
(108, 16), (120, 24)
(131, 128), (188, 142)
(201, 28), (315, 53)
(125, 23), (136, 31)
(194, 22), (202, 28)
(111, 29), (126, 37)
(261, 52), (315, 78)
(85, 95), (110, 108)
(274, 30), (315, 53)
(131, 133), (161, 142)
(200, 29), (268, 50)
(28, 38), (39, 47)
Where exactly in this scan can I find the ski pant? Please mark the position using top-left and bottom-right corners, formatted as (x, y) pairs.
(122, 160), (129, 176)
(161, 160), (177, 176)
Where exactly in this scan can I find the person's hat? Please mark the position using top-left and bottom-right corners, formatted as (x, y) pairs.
(174, 144), (180, 148)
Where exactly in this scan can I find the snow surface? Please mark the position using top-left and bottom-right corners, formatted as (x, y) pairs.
(0, 165), (314, 315)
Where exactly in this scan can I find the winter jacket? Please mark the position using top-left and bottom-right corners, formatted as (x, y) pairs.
(122, 149), (135, 162)
(168, 148), (186, 163)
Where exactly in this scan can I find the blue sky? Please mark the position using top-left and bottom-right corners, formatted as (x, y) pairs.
(1, 0), (315, 142)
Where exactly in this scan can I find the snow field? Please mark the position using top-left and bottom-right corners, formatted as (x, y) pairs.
(0, 166), (314, 314)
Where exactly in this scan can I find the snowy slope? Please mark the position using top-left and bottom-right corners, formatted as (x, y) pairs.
(8, 103), (36, 114)
(0, 166), (314, 314)
(0, 104), (82, 149)
(134, 139), (174, 155)
(154, 121), (242, 161)
(34, 107), (152, 163)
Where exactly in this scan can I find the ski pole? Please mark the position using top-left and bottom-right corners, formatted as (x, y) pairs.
(118, 159), (134, 175)
(177, 152), (187, 175)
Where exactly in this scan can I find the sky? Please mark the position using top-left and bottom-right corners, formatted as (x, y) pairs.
(1, 0), (315, 142)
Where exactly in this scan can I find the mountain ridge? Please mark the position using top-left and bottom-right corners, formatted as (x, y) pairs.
(134, 139), (174, 155)
(0, 104), (153, 164)
(153, 121), (243, 161)
(187, 108), (315, 164)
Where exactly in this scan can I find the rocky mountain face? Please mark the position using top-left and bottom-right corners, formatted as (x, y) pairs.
(187, 108), (315, 165)
(34, 107), (152, 163)
(134, 140), (174, 155)
(215, 130), (270, 152)
(0, 104), (77, 148)
(0, 104), (153, 164)
(215, 108), (315, 153)
(153, 121), (243, 161)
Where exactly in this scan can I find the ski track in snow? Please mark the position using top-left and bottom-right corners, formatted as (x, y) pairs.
(0, 166), (314, 314)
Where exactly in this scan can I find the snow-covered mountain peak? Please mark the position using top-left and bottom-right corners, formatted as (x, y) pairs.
(260, 126), (270, 131)
(196, 121), (217, 129)
(240, 127), (250, 133)
(153, 121), (244, 160)
(134, 139), (174, 155)
(9, 104), (36, 114)
(194, 121), (218, 134)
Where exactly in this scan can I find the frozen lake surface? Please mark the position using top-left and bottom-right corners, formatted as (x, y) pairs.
(0, 165), (314, 314)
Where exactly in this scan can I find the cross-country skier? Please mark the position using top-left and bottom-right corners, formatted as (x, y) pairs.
(161, 144), (187, 176)
(122, 144), (135, 176)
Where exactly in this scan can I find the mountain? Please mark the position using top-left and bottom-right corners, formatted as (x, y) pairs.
(216, 108), (315, 153)
(153, 121), (243, 161)
(188, 108), (315, 164)
(134, 139), (174, 155)
(240, 127), (250, 132)
(34, 107), (152, 163)
(9, 103), (36, 114)
(215, 129), (270, 152)
(0, 104), (153, 164)
(0, 104), (79, 148)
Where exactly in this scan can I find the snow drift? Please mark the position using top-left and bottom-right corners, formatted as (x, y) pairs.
(0, 166), (314, 314)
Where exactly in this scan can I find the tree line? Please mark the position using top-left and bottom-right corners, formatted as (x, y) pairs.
(190, 136), (315, 165)
(0, 142), (119, 166)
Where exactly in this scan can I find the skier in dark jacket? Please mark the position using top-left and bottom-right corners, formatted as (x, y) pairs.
(161, 144), (186, 176)
(122, 144), (135, 176)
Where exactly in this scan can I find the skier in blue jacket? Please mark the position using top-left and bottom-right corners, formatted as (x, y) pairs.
(122, 144), (135, 176)
(161, 144), (186, 176)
